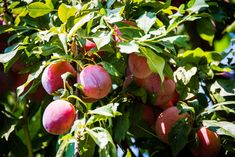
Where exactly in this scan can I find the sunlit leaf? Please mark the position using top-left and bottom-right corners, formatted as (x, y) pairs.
(58, 3), (77, 23)
(117, 41), (139, 54)
(203, 120), (235, 139)
(136, 12), (156, 34)
(93, 31), (112, 49)
(196, 18), (215, 45)
(28, 2), (54, 18)
(187, 0), (208, 13)
(68, 12), (94, 39)
(140, 47), (165, 81)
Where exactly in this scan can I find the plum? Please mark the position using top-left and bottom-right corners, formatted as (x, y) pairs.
(128, 53), (152, 79)
(41, 61), (76, 94)
(78, 65), (112, 99)
(191, 127), (221, 157)
(42, 100), (76, 135)
(155, 106), (190, 143)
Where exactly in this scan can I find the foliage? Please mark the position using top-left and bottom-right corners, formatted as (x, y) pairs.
(0, 0), (235, 157)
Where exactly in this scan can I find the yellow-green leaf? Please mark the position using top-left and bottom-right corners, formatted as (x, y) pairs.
(28, 2), (53, 18)
(58, 3), (77, 23)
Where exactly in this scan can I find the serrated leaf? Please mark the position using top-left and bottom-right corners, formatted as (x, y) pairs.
(117, 41), (139, 54)
(168, 119), (192, 157)
(140, 47), (165, 81)
(187, 0), (208, 13)
(136, 12), (156, 34)
(28, 2), (53, 18)
(68, 12), (94, 39)
(203, 120), (235, 139)
(58, 3), (77, 23)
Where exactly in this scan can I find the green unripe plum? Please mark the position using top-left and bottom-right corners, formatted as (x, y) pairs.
(41, 61), (76, 94)
(78, 65), (112, 99)
(191, 127), (221, 157)
(42, 100), (76, 135)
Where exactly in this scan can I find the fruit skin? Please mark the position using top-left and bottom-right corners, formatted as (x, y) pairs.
(113, 25), (122, 43)
(155, 106), (189, 143)
(143, 105), (162, 127)
(192, 127), (221, 157)
(135, 73), (176, 109)
(78, 65), (112, 99)
(42, 100), (76, 135)
(123, 66), (134, 89)
(41, 61), (76, 94)
(128, 53), (152, 79)
(85, 39), (96, 51)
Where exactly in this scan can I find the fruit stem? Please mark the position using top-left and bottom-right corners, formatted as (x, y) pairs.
(23, 103), (33, 157)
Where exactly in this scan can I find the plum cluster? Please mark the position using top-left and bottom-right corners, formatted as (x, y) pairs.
(40, 60), (112, 135)
(126, 52), (221, 157)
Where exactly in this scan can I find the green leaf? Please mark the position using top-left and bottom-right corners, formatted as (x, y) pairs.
(196, 18), (215, 45)
(58, 33), (68, 53)
(105, 7), (124, 24)
(214, 34), (231, 52)
(203, 120), (235, 139)
(1, 124), (16, 141)
(113, 112), (130, 143)
(224, 21), (235, 33)
(86, 127), (115, 149)
(68, 12), (94, 39)
(163, 63), (174, 79)
(107, 0), (115, 8)
(168, 119), (192, 157)
(28, 2), (54, 18)
(100, 61), (121, 77)
(86, 127), (117, 157)
(136, 12), (156, 34)
(117, 41), (139, 54)
(58, 3), (77, 23)
(187, 0), (209, 13)
(45, 0), (54, 9)
(210, 79), (235, 97)
(17, 64), (46, 98)
(159, 35), (189, 48)
(79, 134), (96, 157)
(93, 31), (112, 49)
(174, 67), (197, 85)
(140, 47), (165, 81)
(0, 43), (21, 63)
(88, 103), (121, 117)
